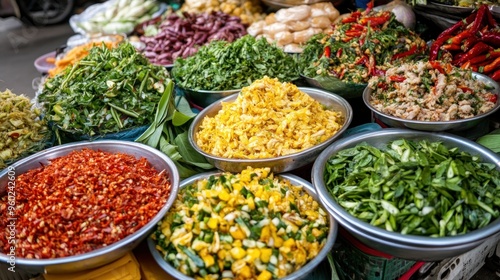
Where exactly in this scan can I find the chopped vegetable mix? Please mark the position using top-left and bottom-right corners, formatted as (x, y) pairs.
(299, 5), (427, 84)
(153, 167), (329, 279)
(324, 139), (500, 237)
(38, 42), (170, 137)
(172, 35), (299, 91)
(0, 89), (51, 169)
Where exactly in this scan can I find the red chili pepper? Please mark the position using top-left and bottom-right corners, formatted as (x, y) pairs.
(336, 48), (342, 58)
(356, 55), (368, 65)
(448, 31), (471, 45)
(346, 30), (363, 37)
(442, 44), (462, 51)
(456, 42), (492, 65)
(359, 14), (390, 26)
(461, 36), (479, 52)
(342, 37), (353, 42)
(392, 45), (418, 61)
(468, 54), (490, 65)
(430, 35), (452, 61)
(378, 82), (388, 90)
(490, 49), (500, 58)
(430, 61), (447, 74)
(470, 5), (488, 34)
(323, 46), (331, 58)
(492, 69), (500, 81)
(483, 56), (500, 73)
(485, 7), (498, 28)
(365, 0), (374, 13)
(487, 92), (498, 103)
(435, 12), (477, 42)
(459, 85), (473, 93)
(461, 61), (472, 69)
(341, 17), (357, 23)
(482, 31), (500, 48)
(389, 75), (406, 82)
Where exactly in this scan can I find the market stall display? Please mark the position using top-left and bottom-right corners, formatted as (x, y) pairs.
(140, 11), (248, 66)
(312, 129), (500, 261)
(5, 0), (500, 278)
(363, 60), (500, 131)
(0, 141), (180, 273)
(429, 4), (500, 82)
(299, 3), (428, 98)
(0, 89), (51, 169)
(69, 0), (166, 35)
(37, 42), (170, 141)
(189, 77), (352, 173)
(149, 168), (337, 279)
(247, 3), (340, 53)
(180, 0), (265, 24)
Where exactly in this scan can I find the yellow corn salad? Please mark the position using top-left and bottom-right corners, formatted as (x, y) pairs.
(152, 167), (329, 279)
(195, 77), (344, 159)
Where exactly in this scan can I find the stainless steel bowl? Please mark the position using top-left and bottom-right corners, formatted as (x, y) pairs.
(147, 171), (338, 280)
(312, 129), (500, 261)
(177, 86), (241, 108)
(0, 140), (180, 274)
(301, 74), (368, 99)
(189, 87), (353, 173)
(362, 72), (500, 131)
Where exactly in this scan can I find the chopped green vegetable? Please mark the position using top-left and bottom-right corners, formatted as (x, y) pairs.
(324, 139), (500, 237)
(38, 42), (169, 138)
(172, 35), (299, 91)
(0, 89), (51, 169)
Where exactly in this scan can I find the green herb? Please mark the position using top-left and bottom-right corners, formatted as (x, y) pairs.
(38, 42), (169, 137)
(324, 139), (500, 237)
(172, 35), (299, 91)
(135, 80), (214, 179)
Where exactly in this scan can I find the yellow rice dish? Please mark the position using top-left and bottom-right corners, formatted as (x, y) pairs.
(195, 77), (344, 159)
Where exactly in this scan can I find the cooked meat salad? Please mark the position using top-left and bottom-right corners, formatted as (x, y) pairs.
(367, 61), (498, 121)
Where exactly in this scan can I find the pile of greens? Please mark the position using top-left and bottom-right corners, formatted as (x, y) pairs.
(324, 139), (500, 237)
(172, 35), (299, 91)
(38, 42), (169, 137)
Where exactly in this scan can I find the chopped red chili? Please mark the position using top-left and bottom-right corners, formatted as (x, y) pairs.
(0, 149), (171, 259)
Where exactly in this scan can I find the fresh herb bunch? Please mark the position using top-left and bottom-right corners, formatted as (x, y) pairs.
(325, 139), (500, 237)
(172, 35), (299, 91)
(39, 42), (170, 137)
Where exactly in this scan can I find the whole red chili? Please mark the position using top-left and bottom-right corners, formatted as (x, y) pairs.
(392, 45), (418, 61)
(492, 69), (500, 82)
(470, 5), (488, 34)
(430, 35), (452, 61)
(0, 149), (171, 259)
(483, 56), (500, 73)
(435, 12), (477, 42)
(456, 42), (492, 65)
(482, 31), (500, 48)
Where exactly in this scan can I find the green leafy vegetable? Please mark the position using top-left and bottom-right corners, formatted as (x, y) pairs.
(172, 35), (299, 91)
(324, 139), (500, 237)
(135, 80), (214, 179)
(38, 42), (169, 137)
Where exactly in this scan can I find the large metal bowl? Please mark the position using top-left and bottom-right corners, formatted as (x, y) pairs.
(189, 87), (353, 173)
(176, 86), (241, 108)
(362, 72), (500, 131)
(147, 171), (338, 280)
(312, 129), (500, 261)
(0, 140), (180, 274)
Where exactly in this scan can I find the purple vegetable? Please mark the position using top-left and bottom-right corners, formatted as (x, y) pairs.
(140, 11), (248, 65)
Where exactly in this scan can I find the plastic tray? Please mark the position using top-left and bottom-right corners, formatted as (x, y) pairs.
(333, 228), (417, 280)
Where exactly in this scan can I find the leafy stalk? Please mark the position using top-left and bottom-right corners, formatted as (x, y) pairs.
(135, 80), (214, 179)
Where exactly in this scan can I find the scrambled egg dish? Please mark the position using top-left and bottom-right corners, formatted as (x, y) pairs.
(196, 77), (344, 159)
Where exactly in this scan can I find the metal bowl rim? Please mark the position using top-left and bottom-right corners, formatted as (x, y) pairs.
(362, 72), (500, 127)
(147, 170), (338, 280)
(188, 87), (353, 165)
(176, 86), (242, 94)
(312, 128), (500, 248)
(0, 140), (180, 266)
